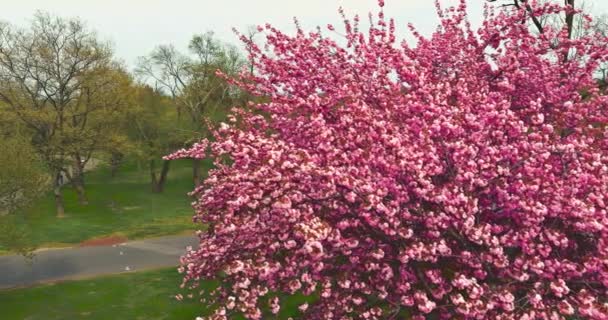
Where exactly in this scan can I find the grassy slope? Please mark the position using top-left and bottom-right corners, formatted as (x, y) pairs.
(0, 268), (204, 320)
(0, 159), (317, 319)
(1, 159), (210, 251)
(0, 268), (311, 320)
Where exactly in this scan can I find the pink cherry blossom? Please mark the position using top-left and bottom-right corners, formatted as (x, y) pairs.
(169, 0), (608, 319)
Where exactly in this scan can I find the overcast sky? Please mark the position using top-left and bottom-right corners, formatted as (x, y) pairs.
(2, 0), (608, 68)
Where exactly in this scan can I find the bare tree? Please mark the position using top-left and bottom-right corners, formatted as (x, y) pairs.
(136, 32), (244, 185)
(243, 25), (262, 75)
(489, 0), (608, 67)
(135, 45), (190, 119)
(488, 0), (576, 39)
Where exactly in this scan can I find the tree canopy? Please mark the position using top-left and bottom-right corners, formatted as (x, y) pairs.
(170, 1), (608, 319)
(0, 12), (135, 215)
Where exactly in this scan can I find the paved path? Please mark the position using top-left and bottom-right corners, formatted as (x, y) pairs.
(0, 235), (198, 289)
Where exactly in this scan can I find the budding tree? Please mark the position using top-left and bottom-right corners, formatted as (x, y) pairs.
(0, 12), (133, 215)
(136, 32), (244, 185)
(0, 135), (48, 256)
(172, 1), (608, 319)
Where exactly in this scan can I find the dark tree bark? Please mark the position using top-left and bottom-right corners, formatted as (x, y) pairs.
(193, 158), (202, 186)
(110, 152), (123, 178)
(73, 181), (88, 205)
(565, 0), (576, 40)
(487, 0), (544, 34)
(150, 159), (171, 193)
(563, 0), (577, 62)
(71, 157), (88, 205)
(53, 171), (65, 218)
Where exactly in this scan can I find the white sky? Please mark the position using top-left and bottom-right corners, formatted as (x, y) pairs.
(2, 0), (608, 69)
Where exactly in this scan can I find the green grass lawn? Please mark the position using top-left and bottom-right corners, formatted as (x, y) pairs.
(0, 268), (205, 320)
(0, 159), (210, 252)
(0, 268), (311, 320)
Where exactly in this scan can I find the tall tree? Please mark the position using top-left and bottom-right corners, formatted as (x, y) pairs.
(0, 135), (48, 256)
(0, 12), (133, 215)
(128, 85), (184, 193)
(172, 1), (608, 318)
(0, 136), (49, 215)
(136, 32), (244, 185)
(63, 65), (135, 203)
(489, 0), (578, 40)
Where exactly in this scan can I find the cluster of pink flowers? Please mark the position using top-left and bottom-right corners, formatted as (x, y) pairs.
(169, 0), (608, 318)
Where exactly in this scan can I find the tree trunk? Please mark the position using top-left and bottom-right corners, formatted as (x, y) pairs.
(74, 181), (88, 205)
(150, 159), (158, 192)
(110, 152), (123, 178)
(72, 158), (88, 205)
(193, 158), (202, 186)
(564, 0), (576, 62)
(54, 171), (65, 218)
(565, 0), (575, 40)
(150, 159), (171, 193)
(159, 160), (171, 190)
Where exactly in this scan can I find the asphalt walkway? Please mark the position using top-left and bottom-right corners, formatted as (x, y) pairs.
(0, 235), (198, 289)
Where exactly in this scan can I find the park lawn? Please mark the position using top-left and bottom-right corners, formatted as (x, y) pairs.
(0, 268), (205, 320)
(0, 268), (311, 320)
(0, 159), (211, 252)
